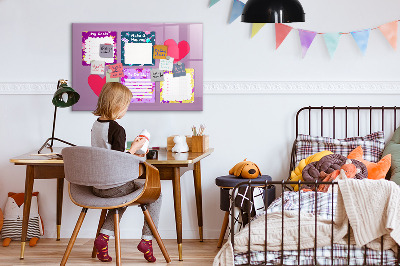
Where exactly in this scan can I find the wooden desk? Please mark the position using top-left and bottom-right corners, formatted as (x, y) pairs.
(10, 147), (213, 261)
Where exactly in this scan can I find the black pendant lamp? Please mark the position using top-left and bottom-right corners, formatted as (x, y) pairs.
(242, 0), (305, 23)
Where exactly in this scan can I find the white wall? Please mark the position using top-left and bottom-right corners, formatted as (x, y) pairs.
(1, 0), (400, 239)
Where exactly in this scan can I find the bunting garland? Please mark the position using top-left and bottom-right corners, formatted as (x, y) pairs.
(208, 2), (399, 59)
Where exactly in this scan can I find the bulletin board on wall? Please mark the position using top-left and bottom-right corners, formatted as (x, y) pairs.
(72, 23), (203, 111)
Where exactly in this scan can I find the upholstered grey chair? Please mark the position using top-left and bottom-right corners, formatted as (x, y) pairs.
(60, 146), (171, 265)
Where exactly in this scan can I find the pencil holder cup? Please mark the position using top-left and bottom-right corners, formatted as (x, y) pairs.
(191, 135), (209, 153)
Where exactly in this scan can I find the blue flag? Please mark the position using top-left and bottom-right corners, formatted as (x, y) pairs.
(351, 29), (370, 55)
(323, 33), (341, 58)
(209, 0), (221, 7)
(229, 0), (245, 23)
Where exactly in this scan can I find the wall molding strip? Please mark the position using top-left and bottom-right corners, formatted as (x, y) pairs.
(0, 81), (399, 95)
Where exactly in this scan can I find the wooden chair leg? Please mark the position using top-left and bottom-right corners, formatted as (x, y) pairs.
(114, 210), (121, 266)
(91, 209), (108, 258)
(217, 211), (230, 248)
(141, 205), (171, 263)
(60, 208), (88, 266)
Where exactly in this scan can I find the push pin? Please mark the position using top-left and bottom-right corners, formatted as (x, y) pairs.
(166, 56), (171, 60)
(177, 62), (182, 65)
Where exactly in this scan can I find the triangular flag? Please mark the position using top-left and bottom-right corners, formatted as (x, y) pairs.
(275, 23), (293, 49)
(209, 0), (220, 7)
(351, 29), (370, 55)
(229, 0), (245, 24)
(251, 23), (266, 38)
(378, 21), (398, 50)
(323, 33), (341, 58)
(298, 29), (317, 58)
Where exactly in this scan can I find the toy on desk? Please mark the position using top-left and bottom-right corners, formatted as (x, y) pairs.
(135, 129), (150, 155)
(172, 135), (189, 153)
(229, 159), (261, 179)
(1, 192), (44, 247)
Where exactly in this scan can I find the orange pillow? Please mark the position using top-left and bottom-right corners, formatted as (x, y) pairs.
(347, 146), (391, 180)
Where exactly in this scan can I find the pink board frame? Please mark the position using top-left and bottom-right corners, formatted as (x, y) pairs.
(72, 23), (203, 111)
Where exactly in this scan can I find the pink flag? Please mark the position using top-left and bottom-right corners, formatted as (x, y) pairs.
(298, 29), (317, 58)
(275, 23), (293, 49)
(378, 21), (398, 50)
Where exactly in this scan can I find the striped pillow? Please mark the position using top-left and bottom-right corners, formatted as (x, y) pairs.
(294, 131), (385, 166)
(1, 217), (41, 240)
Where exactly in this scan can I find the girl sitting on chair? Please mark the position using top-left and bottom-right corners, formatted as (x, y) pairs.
(91, 82), (161, 263)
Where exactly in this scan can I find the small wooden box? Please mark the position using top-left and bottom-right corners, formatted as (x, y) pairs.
(191, 135), (209, 153)
(167, 135), (192, 151)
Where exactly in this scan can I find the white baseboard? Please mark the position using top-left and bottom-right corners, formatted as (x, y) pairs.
(1, 81), (400, 94)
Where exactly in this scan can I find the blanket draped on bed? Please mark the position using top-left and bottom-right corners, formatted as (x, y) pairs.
(213, 179), (400, 266)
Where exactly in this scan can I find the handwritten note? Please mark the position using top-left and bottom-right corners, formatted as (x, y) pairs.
(159, 57), (174, 71)
(99, 44), (114, 58)
(108, 63), (124, 78)
(153, 45), (168, 59)
(173, 62), (186, 77)
(90, 60), (105, 75)
(151, 69), (165, 82)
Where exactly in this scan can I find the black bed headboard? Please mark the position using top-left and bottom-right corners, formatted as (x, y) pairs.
(289, 106), (400, 179)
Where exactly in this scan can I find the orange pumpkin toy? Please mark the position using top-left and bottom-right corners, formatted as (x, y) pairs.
(229, 159), (261, 179)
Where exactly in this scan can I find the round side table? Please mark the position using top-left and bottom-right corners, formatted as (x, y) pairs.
(215, 175), (275, 248)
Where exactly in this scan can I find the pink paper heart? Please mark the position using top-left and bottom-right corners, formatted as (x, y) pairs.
(88, 75), (106, 97)
(164, 39), (190, 63)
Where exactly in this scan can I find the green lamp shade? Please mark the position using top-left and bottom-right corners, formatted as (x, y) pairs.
(52, 85), (80, 108)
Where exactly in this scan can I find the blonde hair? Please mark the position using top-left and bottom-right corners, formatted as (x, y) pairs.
(93, 82), (132, 120)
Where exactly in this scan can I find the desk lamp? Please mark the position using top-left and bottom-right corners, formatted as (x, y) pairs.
(38, 79), (80, 154)
(241, 0), (305, 23)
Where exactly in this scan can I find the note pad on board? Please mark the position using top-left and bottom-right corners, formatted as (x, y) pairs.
(160, 69), (194, 103)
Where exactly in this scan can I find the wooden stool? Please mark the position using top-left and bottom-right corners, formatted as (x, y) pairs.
(215, 175), (275, 248)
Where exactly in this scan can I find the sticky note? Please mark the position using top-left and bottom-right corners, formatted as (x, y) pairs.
(159, 57), (174, 71)
(153, 45), (168, 59)
(173, 62), (186, 77)
(90, 60), (105, 75)
(99, 44), (114, 58)
(106, 70), (121, 82)
(108, 63), (124, 78)
(151, 69), (165, 82)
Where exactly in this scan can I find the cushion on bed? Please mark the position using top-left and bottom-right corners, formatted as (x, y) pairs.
(381, 127), (400, 184)
(295, 131), (385, 167)
(348, 146), (391, 180)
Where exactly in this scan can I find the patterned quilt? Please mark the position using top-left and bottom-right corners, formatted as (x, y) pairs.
(234, 191), (397, 265)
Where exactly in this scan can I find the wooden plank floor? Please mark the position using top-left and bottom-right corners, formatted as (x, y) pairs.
(0, 239), (221, 265)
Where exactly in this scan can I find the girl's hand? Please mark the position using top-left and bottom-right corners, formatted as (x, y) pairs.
(134, 149), (149, 157)
(129, 137), (147, 155)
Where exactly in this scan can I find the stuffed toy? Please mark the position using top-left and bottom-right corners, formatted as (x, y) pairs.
(0, 208), (3, 232)
(229, 159), (261, 179)
(172, 135), (189, 153)
(289, 150), (333, 191)
(1, 192), (44, 247)
(348, 146), (391, 180)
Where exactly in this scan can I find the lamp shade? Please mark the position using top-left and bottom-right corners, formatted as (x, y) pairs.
(241, 0), (305, 23)
(52, 85), (80, 108)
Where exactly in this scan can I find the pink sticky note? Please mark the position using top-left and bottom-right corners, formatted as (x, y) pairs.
(108, 63), (124, 78)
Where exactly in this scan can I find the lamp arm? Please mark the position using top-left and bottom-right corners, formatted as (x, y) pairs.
(50, 105), (58, 148)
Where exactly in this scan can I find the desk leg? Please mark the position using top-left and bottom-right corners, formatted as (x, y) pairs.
(56, 178), (64, 241)
(172, 167), (183, 261)
(193, 161), (203, 242)
(20, 165), (34, 259)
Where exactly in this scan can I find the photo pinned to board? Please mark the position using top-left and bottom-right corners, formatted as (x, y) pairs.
(121, 31), (155, 66)
(159, 56), (174, 71)
(153, 45), (168, 59)
(173, 62), (186, 77)
(151, 69), (165, 82)
(90, 60), (105, 75)
(160, 68), (194, 103)
(121, 68), (155, 103)
(82, 31), (117, 66)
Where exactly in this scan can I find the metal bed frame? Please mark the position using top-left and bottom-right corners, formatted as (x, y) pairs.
(230, 106), (400, 266)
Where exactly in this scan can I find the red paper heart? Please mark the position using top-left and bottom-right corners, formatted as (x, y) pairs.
(88, 75), (106, 97)
(164, 39), (190, 63)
